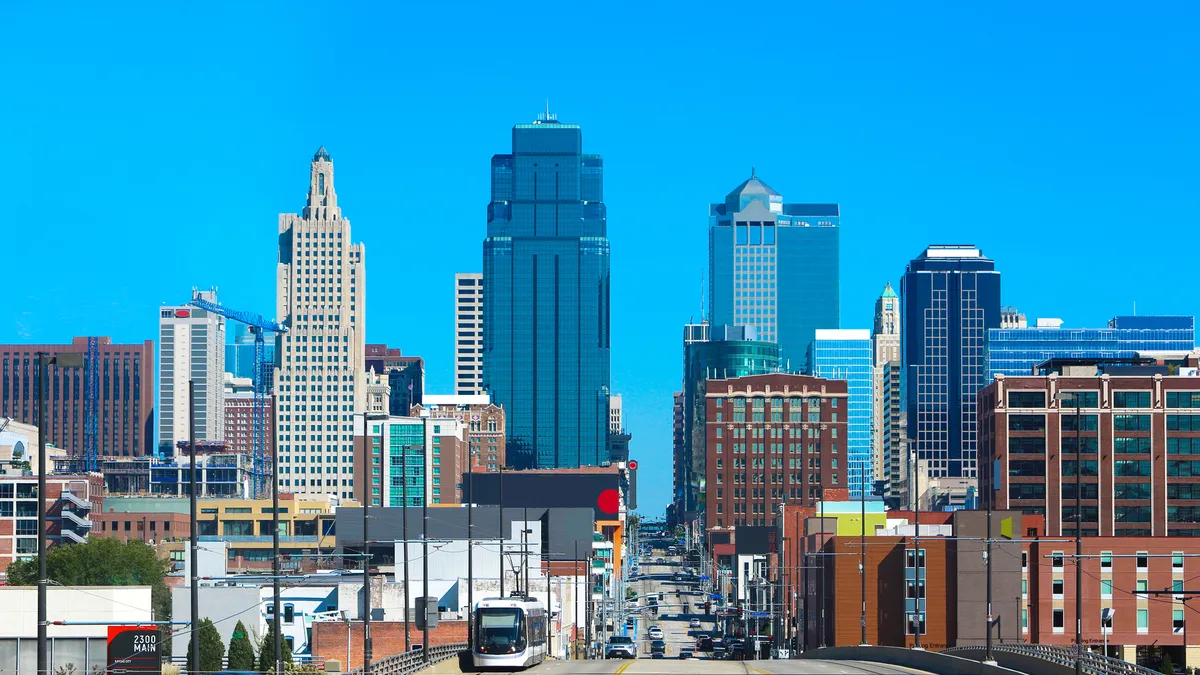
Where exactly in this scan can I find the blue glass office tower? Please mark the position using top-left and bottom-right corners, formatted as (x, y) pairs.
(482, 115), (610, 470)
(901, 245), (1001, 479)
(809, 329), (874, 499)
(709, 171), (839, 370)
(987, 316), (1195, 377)
(225, 323), (276, 386)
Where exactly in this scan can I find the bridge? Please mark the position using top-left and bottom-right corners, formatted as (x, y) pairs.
(350, 642), (1164, 675)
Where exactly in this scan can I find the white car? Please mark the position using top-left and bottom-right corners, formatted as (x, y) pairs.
(689, 618), (701, 628)
(648, 626), (664, 640)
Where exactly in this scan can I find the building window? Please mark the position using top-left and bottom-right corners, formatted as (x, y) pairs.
(1114, 391), (1151, 409)
(1137, 552), (1149, 570)
(1138, 609), (1149, 632)
(1174, 553), (1184, 569)
(1053, 579), (1064, 598)
(1052, 552), (1064, 569)
(1101, 580), (1113, 599)
(1053, 609), (1065, 631)
(1175, 610), (1185, 634)
(284, 604), (295, 624)
(1101, 552), (1112, 569)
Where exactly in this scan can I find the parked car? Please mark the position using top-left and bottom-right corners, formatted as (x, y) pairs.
(650, 639), (667, 655)
(605, 635), (637, 659)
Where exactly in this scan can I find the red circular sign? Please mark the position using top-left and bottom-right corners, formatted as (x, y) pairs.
(628, 460), (638, 470)
(597, 488), (620, 515)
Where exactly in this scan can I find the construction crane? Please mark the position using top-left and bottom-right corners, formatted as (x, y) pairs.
(188, 292), (286, 496)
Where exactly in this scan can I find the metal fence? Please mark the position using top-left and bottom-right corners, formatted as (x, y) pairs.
(946, 643), (1161, 675)
(348, 643), (469, 675)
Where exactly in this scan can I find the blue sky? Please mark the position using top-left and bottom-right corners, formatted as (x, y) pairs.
(4, 3), (1199, 516)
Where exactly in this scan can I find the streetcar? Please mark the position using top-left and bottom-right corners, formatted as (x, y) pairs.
(472, 596), (548, 669)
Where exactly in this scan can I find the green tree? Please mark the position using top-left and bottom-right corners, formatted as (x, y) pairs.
(227, 620), (256, 670)
(1161, 652), (1175, 675)
(186, 618), (225, 674)
(7, 538), (173, 656)
(258, 622), (293, 672)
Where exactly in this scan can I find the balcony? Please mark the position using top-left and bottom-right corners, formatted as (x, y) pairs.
(198, 535), (319, 544)
(60, 492), (91, 510)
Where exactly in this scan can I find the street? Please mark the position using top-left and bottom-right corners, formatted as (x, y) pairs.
(523, 657), (935, 674)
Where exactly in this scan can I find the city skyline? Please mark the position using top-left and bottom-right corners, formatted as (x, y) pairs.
(6, 3), (1200, 514)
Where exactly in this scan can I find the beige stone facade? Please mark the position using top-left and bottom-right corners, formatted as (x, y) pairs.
(274, 147), (366, 500)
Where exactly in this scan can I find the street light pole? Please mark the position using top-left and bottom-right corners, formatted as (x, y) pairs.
(189, 381), (200, 675)
(35, 353), (50, 675)
(1074, 394), (1083, 675)
(421, 410), (430, 664)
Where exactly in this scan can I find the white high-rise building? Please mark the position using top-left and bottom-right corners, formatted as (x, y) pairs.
(454, 273), (483, 395)
(275, 147), (366, 500)
(872, 282), (900, 484)
(158, 289), (226, 456)
(609, 393), (623, 434)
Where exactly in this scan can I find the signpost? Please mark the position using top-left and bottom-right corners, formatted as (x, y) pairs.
(107, 626), (160, 673)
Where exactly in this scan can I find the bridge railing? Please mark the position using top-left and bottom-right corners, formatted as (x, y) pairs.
(347, 642), (469, 675)
(946, 644), (1160, 675)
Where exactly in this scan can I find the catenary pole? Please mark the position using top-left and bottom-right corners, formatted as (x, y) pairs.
(189, 381), (200, 675)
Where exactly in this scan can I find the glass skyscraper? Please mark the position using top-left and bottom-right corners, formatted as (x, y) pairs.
(901, 245), (1001, 479)
(709, 171), (839, 370)
(225, 323), (276, 386)
(809, 329), (874, 499)
(986, 315), (1195, 377)
(482, 114), (610, 470)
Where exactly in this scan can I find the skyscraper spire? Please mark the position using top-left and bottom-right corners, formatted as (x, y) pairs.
(303, 147), (339, 220)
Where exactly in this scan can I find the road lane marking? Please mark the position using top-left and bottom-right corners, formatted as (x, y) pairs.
(613, 659), (636, 675)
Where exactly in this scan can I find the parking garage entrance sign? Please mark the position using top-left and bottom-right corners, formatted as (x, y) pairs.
(107, 625), (159, 672)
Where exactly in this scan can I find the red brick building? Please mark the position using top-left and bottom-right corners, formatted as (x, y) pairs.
(705, 373), (849, 528)
(311, 620), (467, 670)
(223, 391), (274, 458)
(980, 368), (1200, 536)
(412, 397), (505, 473)
(0, 474), (103, 580)
(0, 337), (155, 458)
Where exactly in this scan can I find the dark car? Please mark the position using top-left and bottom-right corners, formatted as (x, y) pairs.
(679, 649), (694, 659)
(650, 639), (667, 655)
(696, 635), (714, 652)
(729, 643), (746, 661)
(712, 645), (727, 660)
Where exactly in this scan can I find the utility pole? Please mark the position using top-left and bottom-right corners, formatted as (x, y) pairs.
(272, 399), (282, 675)
(499, 467), (505, 597)
(985, 456), (994, 664)
(467, 464), (474, 648)
(189, 381), (200, 675)
(912, 447), (922, 650)
(35, 354), (48, 675)
(860, 464), (868, 646)
(421, 410), (430, 664)
(400, 424), (410, 653)
(363, 415), (372, 675)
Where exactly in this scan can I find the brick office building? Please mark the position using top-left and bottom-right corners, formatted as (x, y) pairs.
(0, 337), (155, 458)
(0, 474), (102, 581)
(705, 373), (849, 528)
(223, 387), (275, 458)
(980, 361), (1200, 536)
(412, 395), (506, 472)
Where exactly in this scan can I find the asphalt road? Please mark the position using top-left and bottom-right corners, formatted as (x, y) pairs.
(524, 657), (936, 674)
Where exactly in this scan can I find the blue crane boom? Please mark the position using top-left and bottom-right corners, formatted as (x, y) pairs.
(187, 293), (286, 497)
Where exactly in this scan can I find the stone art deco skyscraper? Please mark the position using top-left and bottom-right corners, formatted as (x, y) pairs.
(482, 114), (611, 470)
(275, 147), (366, 499)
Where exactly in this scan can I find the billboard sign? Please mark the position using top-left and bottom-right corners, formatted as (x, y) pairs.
(108, 625), (160, 673)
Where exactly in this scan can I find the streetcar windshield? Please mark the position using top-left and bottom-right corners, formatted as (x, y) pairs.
(476, 608), (525, 654)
